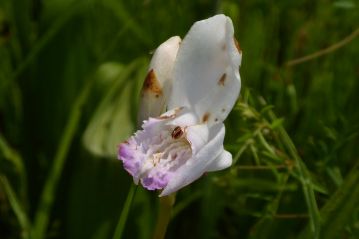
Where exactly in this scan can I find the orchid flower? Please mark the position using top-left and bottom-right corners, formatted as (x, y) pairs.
(118, 14), (242, 196)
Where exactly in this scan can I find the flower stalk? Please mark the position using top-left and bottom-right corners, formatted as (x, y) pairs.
(153, 194), (176, 239)
(112, 184), (138, 239)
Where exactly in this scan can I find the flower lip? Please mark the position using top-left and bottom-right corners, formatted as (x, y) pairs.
(159, 122), (226, 196)
(119, 111), (195, 191)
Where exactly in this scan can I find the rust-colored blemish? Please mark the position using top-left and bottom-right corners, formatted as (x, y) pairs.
(218, 73), (226, 86)
(157, 106), (184, 120)
(222, 44), (226, 51)
(171, 153), (178, 160)
(171, 126), (184, 139)
(233, 37), (241, 53)
(202, 112), (210, 123)
(157, 114), (174, 120)
(142, 69), (162, 95)
(174, 107), (184, 115)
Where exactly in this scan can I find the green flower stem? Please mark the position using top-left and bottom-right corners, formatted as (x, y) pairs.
(113, 184), (138, 239)
(153, 193), (176, 239)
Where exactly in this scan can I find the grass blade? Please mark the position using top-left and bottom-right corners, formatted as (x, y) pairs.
(112, 184), (137, 239)
(260, 98), (321, 238)
(0, 175), (30, 239)
(0, 134), (27, 203)
(31, 78), (95, 239)
(299, 160), (359, 239)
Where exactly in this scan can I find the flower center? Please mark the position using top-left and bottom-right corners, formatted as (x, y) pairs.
(139, 125), (191, 187)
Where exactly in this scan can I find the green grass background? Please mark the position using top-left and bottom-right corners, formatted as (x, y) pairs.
(0, 0), (358, 238)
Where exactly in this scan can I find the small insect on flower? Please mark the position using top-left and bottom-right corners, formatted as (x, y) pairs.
(118, 14), (242, 196)
(171, 126), (184, 139)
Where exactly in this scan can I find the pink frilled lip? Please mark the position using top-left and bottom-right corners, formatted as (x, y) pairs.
(118, 141), (140, 177)
(118, 139), (174, 190)
(117, 112), (185, 191)
(118, 107), (199, 191)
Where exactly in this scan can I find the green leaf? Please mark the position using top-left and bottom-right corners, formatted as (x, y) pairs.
(83, 59), (147, 158)
(269, 118), (284, 130)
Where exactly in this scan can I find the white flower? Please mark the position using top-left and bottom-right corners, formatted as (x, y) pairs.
(118, 14), (242, 196)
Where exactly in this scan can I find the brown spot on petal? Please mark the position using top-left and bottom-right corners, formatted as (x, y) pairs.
(202, 112), (210, 123)
(157, 107), (184, 120)
(222, 44), (226, 51)
(222, 108), (226, 112)
(215, 118), (219, 122)
(171, 153), (178, 160)
(233, 37), (241, 53)
(157, 114), (174, 120)
(142, 69), (162, 95)
(218, 73), (226, 86)
(171, 126), (184, 139)
(173, 106), (185, 115)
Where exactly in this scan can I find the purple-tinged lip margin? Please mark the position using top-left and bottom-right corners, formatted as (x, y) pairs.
(118, 139), (171, 191)
(118, 142), (139, 177)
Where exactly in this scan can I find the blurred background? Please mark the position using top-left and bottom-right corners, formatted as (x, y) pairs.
(0, 0), (358, 238)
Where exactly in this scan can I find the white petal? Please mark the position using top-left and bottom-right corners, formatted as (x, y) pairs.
(160, 123), (225, 196)
(185, 124), (209, 154)
(138, 36), (181, 125)
(169, 14), (242, 126)
(164, 107), (198, 127)
(206, 150), (232, 172)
